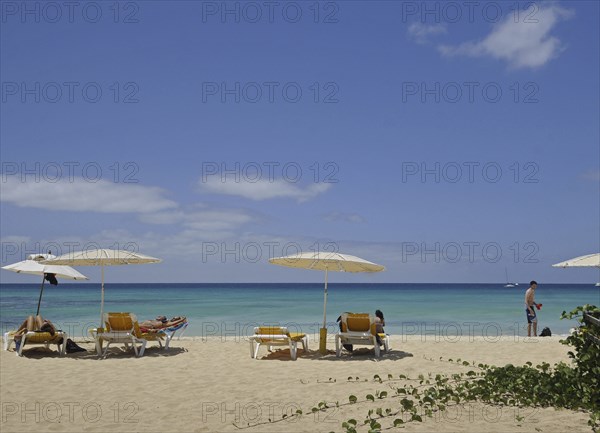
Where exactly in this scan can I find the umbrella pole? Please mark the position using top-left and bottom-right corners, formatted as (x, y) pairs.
(319, 267), (328, 354)
(36, 275), (46, 316)
(99, 264), (105, 328)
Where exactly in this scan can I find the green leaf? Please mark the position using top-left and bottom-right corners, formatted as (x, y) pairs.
(369, 420), (381, 429)
(422, 396), (434, 405)
(366, 394), (375, 402)
(412, 414), (423, 422)
(400, 398), (413, 410)
(349, 395), (357, 404)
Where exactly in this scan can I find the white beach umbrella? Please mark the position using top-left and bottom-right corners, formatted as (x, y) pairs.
(41, 249), (161, 325)
(269, 252), (385, 354)
(552, 253), (600, 268)
(552, 253), (600, 285)
(2, 253), (88, 315)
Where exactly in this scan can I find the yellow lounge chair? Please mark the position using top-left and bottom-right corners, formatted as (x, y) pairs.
(335, 313), (389, 357)
(250, 326), (308, 360)
(93, 312), (165, 358)
(4, 330), (66, 357)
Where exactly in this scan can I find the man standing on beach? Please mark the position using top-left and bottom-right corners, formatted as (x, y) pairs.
(525, 281), (538, 337)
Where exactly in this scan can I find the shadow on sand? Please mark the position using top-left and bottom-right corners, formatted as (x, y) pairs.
(9, 341), (187, 360)
(257, 347), (413, 362)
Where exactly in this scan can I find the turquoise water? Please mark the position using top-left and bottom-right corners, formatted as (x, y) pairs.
(1, 283), (598, 339)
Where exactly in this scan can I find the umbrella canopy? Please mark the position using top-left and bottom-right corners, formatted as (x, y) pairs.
(270, 252), (385, 273)
(42, 249), (162, 266)
(3, 254), (89, 279)
(41, 249), (161, 326)
(552, 253), (600, 268)
(269, 252), (385, 354)
(2, 253), (88, 315)
(552, 253), (600, 286)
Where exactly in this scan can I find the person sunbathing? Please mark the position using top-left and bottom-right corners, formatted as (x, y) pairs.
(14, 315), (56, 337)
(139, 316), (187, 333)
(13, 315), (57, 348)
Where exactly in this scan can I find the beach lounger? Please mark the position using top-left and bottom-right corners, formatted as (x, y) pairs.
(139, 316), (188, 349)
(4, 330), (67, 357)
(250, 326), (308, 360)
(335, 313), (389, 357)
(94, 312), (166, 358)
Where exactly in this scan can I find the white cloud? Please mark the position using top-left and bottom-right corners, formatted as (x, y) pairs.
(198, 177), (332, 202)
(1, 176), (177, 213)
(438, 4), (573, 69)
(139, 205), (258, 232)
(408, 22), (447, 44)
(323, 212), (365, 223)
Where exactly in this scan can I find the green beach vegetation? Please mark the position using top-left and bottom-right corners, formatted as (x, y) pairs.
(234, 304), (600, 432)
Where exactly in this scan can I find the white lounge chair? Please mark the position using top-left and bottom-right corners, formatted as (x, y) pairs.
(250, 326), (308, 360)
(335, 313), (389, 357)
(93, 312), (165, 358)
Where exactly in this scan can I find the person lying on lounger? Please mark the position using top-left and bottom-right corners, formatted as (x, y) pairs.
(139, 316), (187, 333)
(13, 315), (57, 347)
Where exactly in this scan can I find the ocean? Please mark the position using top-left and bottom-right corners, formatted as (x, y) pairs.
(1, 283), (598, 339)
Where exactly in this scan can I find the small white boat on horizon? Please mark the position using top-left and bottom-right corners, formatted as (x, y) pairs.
(504, 267), (518, 288)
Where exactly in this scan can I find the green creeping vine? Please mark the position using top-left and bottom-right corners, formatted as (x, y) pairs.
(339, 304), (598, 433)
(233, 305), (599, 432)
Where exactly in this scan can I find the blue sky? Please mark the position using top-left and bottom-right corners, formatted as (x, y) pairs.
(1, 1), (599, 284)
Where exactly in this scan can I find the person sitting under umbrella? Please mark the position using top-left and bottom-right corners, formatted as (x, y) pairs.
(375, 309), (386, 345)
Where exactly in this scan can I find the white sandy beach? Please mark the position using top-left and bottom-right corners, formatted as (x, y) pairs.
(0, 335), (591, 433)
